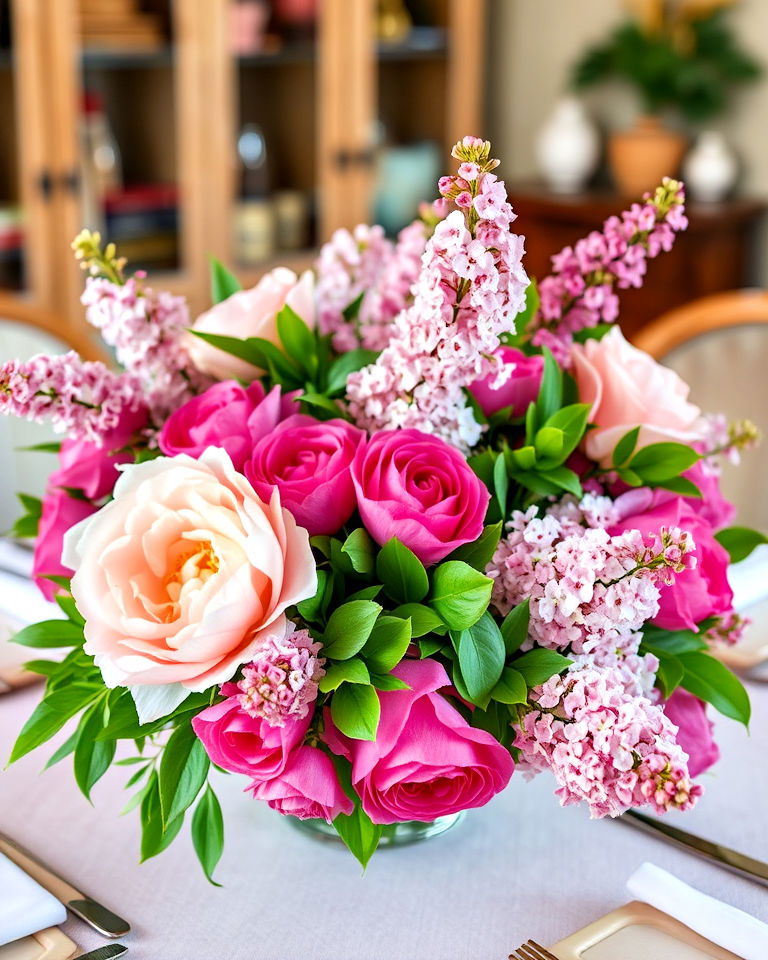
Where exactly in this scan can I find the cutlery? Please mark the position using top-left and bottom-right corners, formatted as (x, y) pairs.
(509, 941), (561, 960)
(76, 947), (128, 960)
(622, 809), (768, 888)
(0, 832), (131, 938)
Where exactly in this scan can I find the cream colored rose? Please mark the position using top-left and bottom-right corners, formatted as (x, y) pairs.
(571, 327), (704, 467)
(63, 447), (316, 722)
(187, 267), (315, 381)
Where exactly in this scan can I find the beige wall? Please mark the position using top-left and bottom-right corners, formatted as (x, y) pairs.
(487, 0), (768, 269)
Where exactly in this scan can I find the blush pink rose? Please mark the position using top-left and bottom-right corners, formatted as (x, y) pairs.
(469, 347), (544, 418)
(62, 448), (317, 720)
(192, 684), (309, 778)
(187, 268), (315, 381)
(571, 327), (704, 466)
(158, 381), (296, 471)
(324, 659), (514, 824)
(664, 688), (720, 778)
(33, 492), (99, 601)
(610, 497), (733, 632)
(351, 429), (489, 566)
(249, 745), (354, 822)
(245, 415), (365, 535)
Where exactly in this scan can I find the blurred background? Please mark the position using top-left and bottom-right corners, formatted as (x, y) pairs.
(1, 0), (767, 527)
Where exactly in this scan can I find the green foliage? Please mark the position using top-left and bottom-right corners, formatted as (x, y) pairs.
(448, 522), (503, 571)
(10, 493), (42, 539)
(428, 561), (493, 631)
(322, 600), (382, 659)
(611, 440), (701, 492)
(491, 667), (528, 705)
(500, 599), (530, 655)
(331, 755), (382, 867)
(11, 619), (84, 649)
(191, 786), (225, 886)
(376, 538), (429, 604)
(158, 722), (210, 826)
(320, 658), (371, 692)
(451, 613), (506, 708)
(512, 648), (572, 688)
(391, 603), (446, 638)
(209, 257), (242, 303)
(677, 651), (750, 726)
(715, 526), (768, 564)
(330, 683), (381, 741)
(341, 528), (376, 575)
(361, 616), (412, 673)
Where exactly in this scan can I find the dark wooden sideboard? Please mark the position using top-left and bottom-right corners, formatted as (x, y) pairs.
(508, 183), (766, 340)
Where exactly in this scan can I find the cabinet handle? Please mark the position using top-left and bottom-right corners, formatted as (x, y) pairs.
(37, 170), (53, 201)
(61, 169), (81, 195)
(333, 148), (376, 171)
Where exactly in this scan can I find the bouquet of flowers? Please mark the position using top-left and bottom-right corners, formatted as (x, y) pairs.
(3, 137), (764, 880)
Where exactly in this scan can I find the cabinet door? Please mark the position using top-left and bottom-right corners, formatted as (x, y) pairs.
(0, 0), (60, 329)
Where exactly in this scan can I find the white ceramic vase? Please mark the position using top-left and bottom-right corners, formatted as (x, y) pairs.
(683, 131), (738, 204)
(536, 97), (599, 194)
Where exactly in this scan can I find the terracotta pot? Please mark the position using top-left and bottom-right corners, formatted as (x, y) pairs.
(608, 115), (686, 198)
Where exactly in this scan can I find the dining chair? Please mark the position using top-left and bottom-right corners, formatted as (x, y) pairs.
(633, 289), (768, 533)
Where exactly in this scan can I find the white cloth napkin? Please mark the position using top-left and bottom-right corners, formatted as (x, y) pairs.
(0, 852), (66, 946)
(729, 543), (768, 612)
(627, 861), (768, 960)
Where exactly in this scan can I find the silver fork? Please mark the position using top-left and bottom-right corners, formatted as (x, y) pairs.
(509, 941), (562, 960)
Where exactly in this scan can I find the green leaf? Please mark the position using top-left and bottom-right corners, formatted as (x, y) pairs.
(54, 595), (84, 625)
(23, 659), (62, 679)
(509, 470), (562, 497)
(44, 729), (81, 769)
(535, 348), (562, 428)
(391, 603), (446, 638)
(73, 701), (116, 801)
(341, 528), (376, 575)
(510, 445), (537, 471)
(191, 785), (224, 886)
(629, 443), (700, 483)
(326, 348), (379, 394)
(534, 426), (564, 463)
(140, 772), (185, 862)
(642, 626), (707, 655)
(678, 652), (751, 726)
(347, 584), (383, 602)
(331, 756), (383, 869)
(612, 426), (641, 467)
(319, 657), (370, 692)
(513, 279), (540, 333)
(9, 684), (100, 763)
(376, 538), (429, 604)
(453, 612), (505, 707)
(513, 648), (572, 687)
(539, 465), (582, 498)
(11, 620), (84, 649)
(330, 683), (381, 741)
(448, 522), (502, 572)
(17, 492), (42, 516)
(297, 569), (329, 624)
(369, 673), (410, 691)
(322, 600), (382, 660)
(276, 304), (316, 367)
(429, 561), (493, 631)
(655, 655), (684, 697)
(209, 257), (241, 303)
(655, 476), (702, 498)
(715, 526), (768, 564)
(491, 666), (527, 705)
(299, 393), (344, 417)
(493, 453), (509, 517)
(158, 723), (210, 826)
(361, 616), (411, 674)
(342, 290), (365, 323)
(541, 403), (591, 460)
(500, 598), (530, 655)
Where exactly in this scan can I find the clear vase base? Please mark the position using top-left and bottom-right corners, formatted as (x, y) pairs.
(288, 811), (465, 847)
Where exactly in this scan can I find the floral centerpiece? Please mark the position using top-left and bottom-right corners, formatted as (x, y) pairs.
(2, 137), (764, 879)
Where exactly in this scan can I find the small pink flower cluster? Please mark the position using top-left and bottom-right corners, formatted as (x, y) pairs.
(82, 276), (212, 423)
(347, 137), (529, 451)
(315, 221), (427, 352)
(532, 179), (688, 364)
(488, 496), (695, 657)
(0, 351), (145, 445)
(515, 659), (702, 818)
(698, 412), (762, 465)
(236, 624), (325, 727)
(703, 610), (749, 648)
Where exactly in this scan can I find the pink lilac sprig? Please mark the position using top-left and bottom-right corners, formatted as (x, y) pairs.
(514, 659), (702, 818)
(235, 624), (325, 727)
(702, 611), (749, 648)
(315, 221), (427, 353)
(698, 412), (761, 466)
(530, 179), (688, 365)
(487, 495), (695, 658)
(346, 137), (529, 451)
(0, 352), (145, 445)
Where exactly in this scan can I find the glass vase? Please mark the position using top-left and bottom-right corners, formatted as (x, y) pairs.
(289, 811), (465, 847)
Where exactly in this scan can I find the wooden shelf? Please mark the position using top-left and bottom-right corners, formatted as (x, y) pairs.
(81, 46), (174, 69)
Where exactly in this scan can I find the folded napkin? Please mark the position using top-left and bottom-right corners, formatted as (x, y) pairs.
(0, 852), (66, 946)
(729, 543), (768, 612)
(627, 861), (768, 960)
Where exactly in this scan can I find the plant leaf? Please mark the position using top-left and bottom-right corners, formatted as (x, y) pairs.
(513, 648), (572, 688)
(330, 684), (381, 741)
(158, 723), (210, 826)
(678, 652), (751, 726)
(715, 526), (768, 564)
(500, 598), (530, 655)
(376, 538), (429, 604)
(209, 257), (241, 303)
(322, 600), (382, 660)
(191, 785), (224, 886)
(429, 561), (493, 631)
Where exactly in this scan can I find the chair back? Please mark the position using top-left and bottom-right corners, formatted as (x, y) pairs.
(634, 291), (768, 532)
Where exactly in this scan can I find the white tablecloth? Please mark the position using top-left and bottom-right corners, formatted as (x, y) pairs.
(1, 682), (767, 960)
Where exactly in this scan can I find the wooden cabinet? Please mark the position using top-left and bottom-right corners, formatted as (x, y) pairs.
(0, 0), (486, 338)
(508, 183), (767, 341)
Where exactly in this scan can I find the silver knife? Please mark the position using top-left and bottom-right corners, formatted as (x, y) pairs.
(77, 947), (128, 960)
(622, 809), (768, 888)
(0, 831), (131, 937)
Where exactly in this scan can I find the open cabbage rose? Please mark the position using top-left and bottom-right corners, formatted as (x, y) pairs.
(63, 447), (316, 722)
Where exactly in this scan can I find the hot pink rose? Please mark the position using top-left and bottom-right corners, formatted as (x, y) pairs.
(158, 381), (296, 471)
(187, 268), (315, 381)
(62, 448), (317, 722)
(33, 492), (99, 601)
(324, 659), (514, 824)
(571, 327), (704, 466)
(610, 497), (733, 632)
(192, 684), (309, 778)
(250, 745), (353, 822)
(352, 429), (489, 565)
(245, 415), (365, 535)
(664, 688), (720, 778)
(469, 347), (544, 418)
